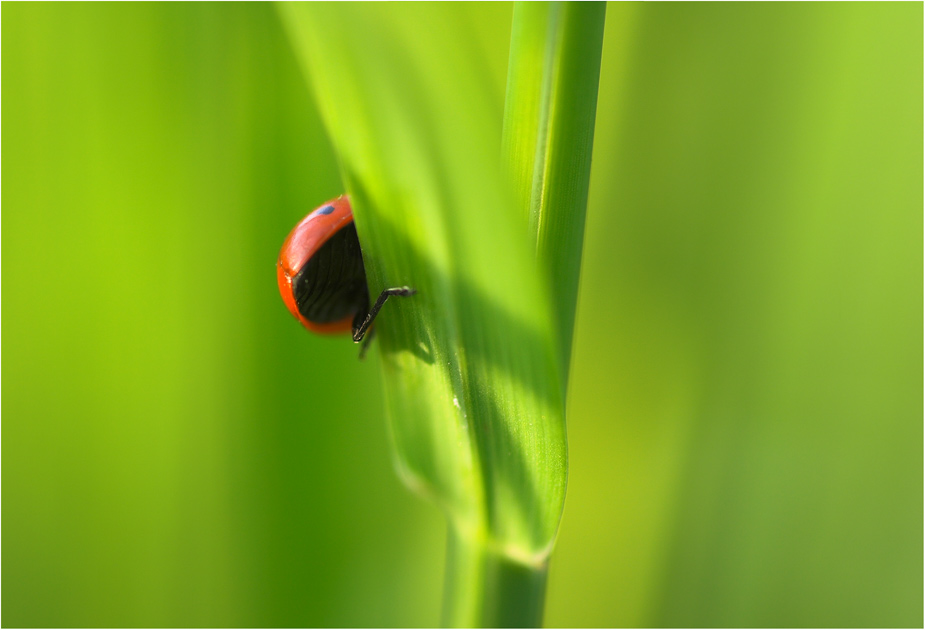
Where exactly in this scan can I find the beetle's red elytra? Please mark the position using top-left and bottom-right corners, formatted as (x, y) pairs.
(277, 195), (415, 356)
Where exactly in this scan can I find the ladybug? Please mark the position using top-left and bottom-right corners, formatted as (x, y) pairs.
(277, 195), (415, 357)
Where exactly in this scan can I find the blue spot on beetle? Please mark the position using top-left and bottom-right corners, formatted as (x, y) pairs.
(315, 205), (335, 216)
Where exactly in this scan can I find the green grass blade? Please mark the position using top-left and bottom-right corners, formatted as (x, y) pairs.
(279, 4), (566, 622)
(503, 2), (606, 382)
(281, 3), (604, 625)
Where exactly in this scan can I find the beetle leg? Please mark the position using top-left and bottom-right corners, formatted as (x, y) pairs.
(358, 326), (377, 360)
(352, 286), (416, 343)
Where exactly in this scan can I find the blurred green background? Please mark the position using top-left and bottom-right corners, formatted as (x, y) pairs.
(3, 2), (921, 627)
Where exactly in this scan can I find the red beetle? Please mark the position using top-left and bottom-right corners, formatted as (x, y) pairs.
(277, 195), (414, 356)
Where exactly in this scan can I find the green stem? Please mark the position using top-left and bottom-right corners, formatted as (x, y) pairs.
(442, 527), (549, 628)
(502, 1), (606, 385)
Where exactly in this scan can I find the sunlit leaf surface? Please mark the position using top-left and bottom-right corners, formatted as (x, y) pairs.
(281, 3), (567, 564)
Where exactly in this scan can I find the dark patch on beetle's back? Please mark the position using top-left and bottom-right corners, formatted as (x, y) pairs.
(292, 222), (369, 323)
